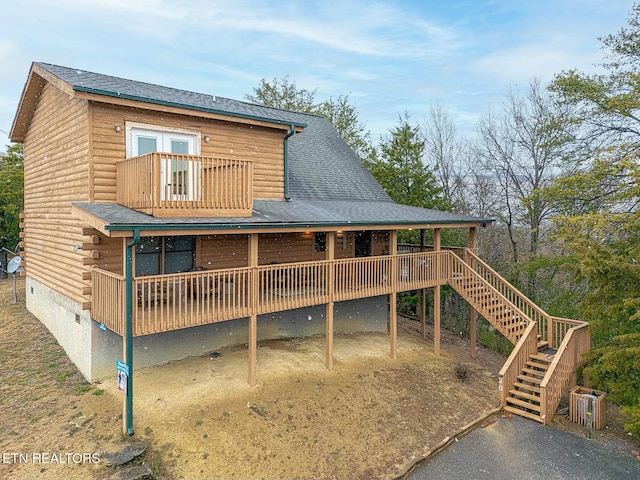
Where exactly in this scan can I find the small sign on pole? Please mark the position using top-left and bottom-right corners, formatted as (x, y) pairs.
(116, 360), (129, 394)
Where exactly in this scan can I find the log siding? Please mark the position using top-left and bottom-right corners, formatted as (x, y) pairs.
(22, 82), (91, 304)
(89, 103), (285, 203)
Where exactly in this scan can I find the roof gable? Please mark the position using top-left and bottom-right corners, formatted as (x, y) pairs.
(11, 62), (392, 204)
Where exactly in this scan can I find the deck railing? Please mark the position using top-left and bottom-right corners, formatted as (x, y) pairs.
(116, 152), (253, 217)
(448, 252), (531, 343)
(91, 269), (126, 334)
(498, 321), (539, 405)
(463, 249), (553, 344)
(134, 268), (252, 335)
(91, 251), (451, 336)
(258, 261), (330, 314)
(539, 323), (590, 424)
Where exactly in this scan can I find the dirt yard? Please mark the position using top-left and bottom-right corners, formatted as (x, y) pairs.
(0, 276), (637, 480)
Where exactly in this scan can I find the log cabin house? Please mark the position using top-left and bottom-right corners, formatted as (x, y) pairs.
(10, 62), (590, 426)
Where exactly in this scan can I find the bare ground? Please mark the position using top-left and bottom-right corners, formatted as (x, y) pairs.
(1, 277), (637, 480)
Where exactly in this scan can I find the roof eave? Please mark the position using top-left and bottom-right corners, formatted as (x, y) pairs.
(9, 66), (47, 142)
(73, 85), (307, 130)
(103, 219), (494, 233)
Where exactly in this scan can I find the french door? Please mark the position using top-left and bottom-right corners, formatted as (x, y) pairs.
(130, 127), (200, 201)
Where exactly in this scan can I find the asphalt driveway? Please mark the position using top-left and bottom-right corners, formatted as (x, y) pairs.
(408, 415), (640, 480)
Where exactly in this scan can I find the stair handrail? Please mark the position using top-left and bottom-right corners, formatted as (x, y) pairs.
(447, 252), (533, 344)
(539, 322), (590, 425)
(497, 321), (539, 406)
(462, 249), (554, 345)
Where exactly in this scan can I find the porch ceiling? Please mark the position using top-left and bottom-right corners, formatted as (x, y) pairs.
(72, 200), (494, 237)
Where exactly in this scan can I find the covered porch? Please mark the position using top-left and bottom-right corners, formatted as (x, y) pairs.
(89, 229), (465, 385)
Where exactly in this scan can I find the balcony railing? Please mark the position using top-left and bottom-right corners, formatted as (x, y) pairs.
(116, 152), (253, 217)
(92, 251), (445, 336)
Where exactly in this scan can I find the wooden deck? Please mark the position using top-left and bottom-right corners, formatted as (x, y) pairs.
(91, 248), (590, 424)
(92, 251), (445, 337)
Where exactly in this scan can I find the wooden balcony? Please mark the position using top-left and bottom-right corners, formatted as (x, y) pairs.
(91, 251), (446, 337)
(116, 152), (253, 217)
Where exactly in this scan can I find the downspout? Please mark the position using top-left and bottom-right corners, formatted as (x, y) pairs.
(124, 229), (140, 436)
(283, 124), (296, 200)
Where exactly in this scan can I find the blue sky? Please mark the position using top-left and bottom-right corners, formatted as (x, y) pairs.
(0, 0), (634, 147)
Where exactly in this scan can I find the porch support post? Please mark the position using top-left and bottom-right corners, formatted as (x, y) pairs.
(325, 231), (335, 370)
(248, 233), (259, 386)
(434, 228), (441, 356)
(123, 229), (139, 436)
(420, 229), (427, 338)
(469, 227), (478, 359)
(390, 230), (398, 359)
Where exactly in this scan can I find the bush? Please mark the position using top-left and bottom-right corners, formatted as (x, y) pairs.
(585, 333), (640, 434)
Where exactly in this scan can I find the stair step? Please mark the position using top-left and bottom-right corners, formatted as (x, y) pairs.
(521, 368), (547, 377)
(509, 389), (540, 401)
(530, 353), (554, 363)
(525, 360), (550, 370)
(506, 396), (541, 412)
(517, 374), (542, 386)
(512, 382), (541, 394)
(537, 341), (549, 350)
(503, 406), (544, 423)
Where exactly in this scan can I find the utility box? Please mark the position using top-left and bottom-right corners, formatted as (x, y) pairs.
(569, 386), (607, 430)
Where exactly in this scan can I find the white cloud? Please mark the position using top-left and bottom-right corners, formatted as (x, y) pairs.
(0, 0), (635, 146)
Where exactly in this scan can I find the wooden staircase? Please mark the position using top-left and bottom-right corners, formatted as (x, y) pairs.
(449, 274), (529, 345)
(447, 250), (590, 425)
(504, 351), (554, 422)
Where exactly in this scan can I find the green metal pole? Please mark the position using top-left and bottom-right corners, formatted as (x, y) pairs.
(124, 230), (140, 435)
(283, 124), (295, 200)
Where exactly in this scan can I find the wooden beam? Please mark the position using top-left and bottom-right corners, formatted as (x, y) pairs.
(76, 91), (302, 133)
(325, 303), (334, 370)
(469, 226), (478, 253)
(325, 231), (335, 370)
(469, 226), (478, 359)
(470, 308), (477, 360)
(434, 228), (441, 356)
(248, 233), (259, 386)
(389, 230), (398, 359)
(420, 229), (427, 338)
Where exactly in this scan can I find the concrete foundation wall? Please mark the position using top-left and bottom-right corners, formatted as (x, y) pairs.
(27, 277), (389, 382)
(26, 276), (94, 378)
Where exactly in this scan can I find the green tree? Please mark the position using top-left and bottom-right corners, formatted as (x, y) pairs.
(246, 77), (372, 161)
(245, 76), (317, 113)
(473, 78), (575, 298)
(369, 112), (446, 211)
(548, 4), (640, 433)
(316, 94), (372, 161)
(546, 151), (640, 341)
(550, 4), (640, 148)
(0, 143), (24, 273)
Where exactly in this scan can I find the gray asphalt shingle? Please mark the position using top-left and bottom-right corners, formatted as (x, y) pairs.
(38, 62), (492, 229)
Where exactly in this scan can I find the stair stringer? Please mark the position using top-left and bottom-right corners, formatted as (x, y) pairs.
(448, 250), (591, 426)
(447, 252), (531, 344)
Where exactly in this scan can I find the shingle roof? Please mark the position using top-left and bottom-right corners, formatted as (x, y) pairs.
(34, 62), (492, 229)
(35, 63), (305, 127)
(36, 62), (390, 203)
(73, 200), (491, 232)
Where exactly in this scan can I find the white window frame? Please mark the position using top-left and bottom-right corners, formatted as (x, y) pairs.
(125, 122), (201, 157)
(125, 122), (202, 201)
